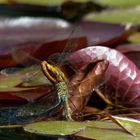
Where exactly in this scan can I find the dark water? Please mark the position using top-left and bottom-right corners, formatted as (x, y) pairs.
(0, 127), (77, 140)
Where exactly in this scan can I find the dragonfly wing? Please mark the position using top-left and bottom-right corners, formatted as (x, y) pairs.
(2, 47), (47, 87)
(60, 26), (83, 65)
(48, 26), (83, 67)
(11, 47), (41, 66)
(0, 89), (61, 125)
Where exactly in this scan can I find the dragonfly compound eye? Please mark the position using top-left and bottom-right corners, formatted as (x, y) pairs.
(41, 61), (57, 84)
(41, 60), (67, 84)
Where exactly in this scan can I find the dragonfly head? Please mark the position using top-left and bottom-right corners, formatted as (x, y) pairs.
(41, 60), (66, 84)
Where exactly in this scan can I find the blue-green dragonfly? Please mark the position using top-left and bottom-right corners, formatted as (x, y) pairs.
(0, 27), (81, 126)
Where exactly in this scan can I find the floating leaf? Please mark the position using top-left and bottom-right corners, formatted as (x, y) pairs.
(76, 21), (134, 47)
(0, 66), (52, 106)
(85, 7), (140, 25)
(96, 0), (140, 7)
(0, 74), (23, 89)
(0, 0), (64, 5)
(112, 116), (140, 136)
(0, 17), (70, 46)
(0, 0), (88, 5)
(76, 124), (138, 140)
(116, 43), (140, 68)
(0, 18), (134, 67)
(0, 65), (51, 87)
(0, 17), (86, 67)
(86, 120), (120, 129)
(128, 32), (140, 43)
(24, 121), (86, 136)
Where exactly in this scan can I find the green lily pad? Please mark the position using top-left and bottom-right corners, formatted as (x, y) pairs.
(0, 65), (51, 90)
(0, 87), (36, 92)
(0, 74), (38, 92)
(0, 74), (23, 89)
(128, 32), (140, 43)
(21, 70), (50, 87)
(76, 126), (138, 140)
(112, 116), (140, 136)
(24, 120), (140, 139)
(86, 120), (120, 129)
(24, 121), (86, 136)
(85, 7), (140, 25)
(96, 0), (140, 8)
(0, 0), (87, 5)
(9, 65), (50, 86)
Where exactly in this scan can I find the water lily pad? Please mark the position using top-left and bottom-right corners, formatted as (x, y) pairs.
(24, 121), (86, 136)
(24, 120), (140, 139)
(0, 0), (87, 5)
(0, 65), (50, 88)
(85, 7), (140, 25)
(0, 74), (23, 89)
(76, 126), (137, 140)
(76, 21), (134, 47)
(128, 32), (140, 43)
(112, 116), (140, 136)
(76, 121), (139, 140)
(86, 120), (120, 129)
(0, 65), (52, 105)
(96, 0), (140, 7)
(116, 43), (140, 68)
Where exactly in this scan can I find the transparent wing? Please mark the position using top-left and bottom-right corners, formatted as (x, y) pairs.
(0, 46), (44, 84)
(0, 26), (83, 122)
(8, 25), (82, 68)
(11, 46), (41, 66)
(49, 26), (82, 67)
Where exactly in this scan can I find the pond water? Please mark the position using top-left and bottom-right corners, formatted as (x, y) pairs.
(0, 128), (75, 140)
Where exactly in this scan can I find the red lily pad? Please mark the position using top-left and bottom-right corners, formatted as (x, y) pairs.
(76, 21), (135, 47)
(0, 17), (134, 67)
(116, 44), (140, 68)
(0, 17), (87, 67)
(0, 65), (52, 107)
(0, 87), (51, 107)
(0, 17), (70, 45)
(67, 46), (140, 114)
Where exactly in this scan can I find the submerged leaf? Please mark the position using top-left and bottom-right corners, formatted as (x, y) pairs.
(24, 121), (86, 136)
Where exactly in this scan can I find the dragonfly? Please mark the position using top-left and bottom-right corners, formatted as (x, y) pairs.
(41, 60), (72, 120)
(0, 26), (82, 125)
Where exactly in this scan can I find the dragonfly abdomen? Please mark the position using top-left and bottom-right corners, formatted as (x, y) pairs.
(55, 81), (72, 120)
(55, 81), (68, 102)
